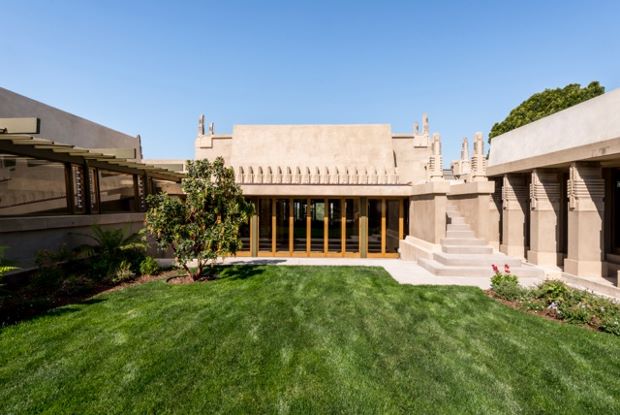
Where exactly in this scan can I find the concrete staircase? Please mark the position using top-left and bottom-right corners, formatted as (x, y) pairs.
(417, 204), (544, 280)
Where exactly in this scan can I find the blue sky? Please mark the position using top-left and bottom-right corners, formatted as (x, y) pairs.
(2, 0), (619, 163)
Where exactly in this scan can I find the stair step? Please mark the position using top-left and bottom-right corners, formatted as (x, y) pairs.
(418, 258), (544, 278)
(441, 238), (487, 246)
(433, 251), (523, 267)
(447, 224), (471, 231)
(446, 230), (475, 238)
(442, 245), (494, 254)
(448, 217), (466, 225)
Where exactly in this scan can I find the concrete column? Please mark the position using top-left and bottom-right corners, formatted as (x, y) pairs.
(527, 169), (561, 267)
(360, 197), (368, 258)
(410, 181), (449, 244)
(500, 174), (528, 258)
(564, 162), (606, 278)
(488, 177), (502, 251)
(250, 211), (259, 257)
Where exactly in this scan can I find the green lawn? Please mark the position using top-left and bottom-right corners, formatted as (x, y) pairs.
(1, 266), (619, 414)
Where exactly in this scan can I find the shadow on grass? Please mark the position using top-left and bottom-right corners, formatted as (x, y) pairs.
(211, 265), (266, 281)
(225, 259), (287, 266)
(0, 287), (109, 328)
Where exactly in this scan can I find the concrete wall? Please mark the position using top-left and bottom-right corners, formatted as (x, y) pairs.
(488, 88), (620, 171)
(391, 136), (432, 184)
(0, 213), (146, 267)
(195, 136), (233, 163)
(0, 87), (141, 159)
(409, 182), (449, 244)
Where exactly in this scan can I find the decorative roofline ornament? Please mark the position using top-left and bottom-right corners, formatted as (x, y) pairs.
(469, 132), (487, 182)
(426, 132), (444, 182)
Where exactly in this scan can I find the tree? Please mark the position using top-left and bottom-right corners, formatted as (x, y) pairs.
(489, 81), (605, 140)
(145, 157), (253, 280)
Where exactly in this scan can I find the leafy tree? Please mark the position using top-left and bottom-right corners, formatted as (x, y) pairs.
(489, 81), (605, 140)
(145, 157), (253, 280)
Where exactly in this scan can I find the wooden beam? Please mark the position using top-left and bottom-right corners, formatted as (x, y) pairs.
(381, 199), (387, 255)
(324, 198), (329, 254)
(289, 198), (294, 254)
(341, 198), (346, 256)
(272, 198), (276, 254)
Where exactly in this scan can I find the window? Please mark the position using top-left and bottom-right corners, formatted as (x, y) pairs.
(0, 154), (68, 216)
(98, 170), (136, 213)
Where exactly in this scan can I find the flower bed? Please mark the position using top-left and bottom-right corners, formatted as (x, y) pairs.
(489, 264), (620, 336)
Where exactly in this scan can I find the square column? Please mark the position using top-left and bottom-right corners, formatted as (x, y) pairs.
(564, 162), (606, 278)
(488, 177), (502, 251)
(410, 181), (449, 244)
(500, 174), (528, 258)
(528, 169), (561, 267)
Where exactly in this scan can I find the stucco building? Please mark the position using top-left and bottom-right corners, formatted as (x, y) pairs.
(188, 89), (620, 293)
(0, 88), (182, 266)
(3, 86), (619, 294)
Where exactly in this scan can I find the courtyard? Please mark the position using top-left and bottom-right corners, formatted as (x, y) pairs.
(1, 266), (619, 414)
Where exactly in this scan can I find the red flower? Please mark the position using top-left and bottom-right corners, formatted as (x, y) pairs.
(504, 264), (510, 274)
(492, 264), (499, 274)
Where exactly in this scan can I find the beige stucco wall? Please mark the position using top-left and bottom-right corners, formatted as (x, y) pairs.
(488, 88), (620, 174)
(0, 87), (142, 158)
(409, 182), (449, 244)
(230, 124), (396, 170)
(391, 136), (432, 184)
(0, 213), (146, 267)
(195, 135), (233, 163)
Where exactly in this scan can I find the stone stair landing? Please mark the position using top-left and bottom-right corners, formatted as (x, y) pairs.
(416, 204), (544, 281)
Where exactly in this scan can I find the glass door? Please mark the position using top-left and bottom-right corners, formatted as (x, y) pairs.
(292, 199), (308, 254)
(328, 199), (343, 254)
(310, 199), (326, 253)
(275, 199), (290, 254)
(385, 199), (400, 255)
(344, 198), (360, 255)
(258, 198), (273, 254)
(367, 199), (382, 255)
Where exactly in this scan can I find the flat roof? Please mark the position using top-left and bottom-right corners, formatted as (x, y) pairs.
(0, 134), (184, 181)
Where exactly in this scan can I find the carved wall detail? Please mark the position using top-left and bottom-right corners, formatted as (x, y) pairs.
(232, 165), (400, 185)
(567, 163), (605, 211)
(530, 170), (561, 210)
(502, 174), (528, 209)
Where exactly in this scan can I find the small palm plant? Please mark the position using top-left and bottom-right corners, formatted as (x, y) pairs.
(79, 225), (147, 259)
(76, 225), (147, 279)
(0, 246), (18, 280)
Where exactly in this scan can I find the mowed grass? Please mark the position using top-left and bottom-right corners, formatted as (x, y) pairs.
(1, 266), (619, 414)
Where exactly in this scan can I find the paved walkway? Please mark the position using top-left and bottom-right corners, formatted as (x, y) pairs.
(220, 257), (506, 289)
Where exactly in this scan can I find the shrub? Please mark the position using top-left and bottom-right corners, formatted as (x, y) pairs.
(0, 246), (18, 280)
(490, 264), (523, 301)
(533, 280), (570, 303)
(139, 256), (160, 276)
(601, 316), (620, 336)
(113, 260), (135, 284)
(145, 158), (253, 280)
(491, 273), (620, 336)
(77, 225), (147, 280)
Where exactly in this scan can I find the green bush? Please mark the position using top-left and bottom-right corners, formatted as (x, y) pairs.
(492, 275), (620, 336)
(533, 280), (570, 303)
(0, 246), (18, 280)
(601, 317), (620, 336)
(113, 260), (135, 284)
(491, 272), (522, 301)
(139, 256), (160, 276)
